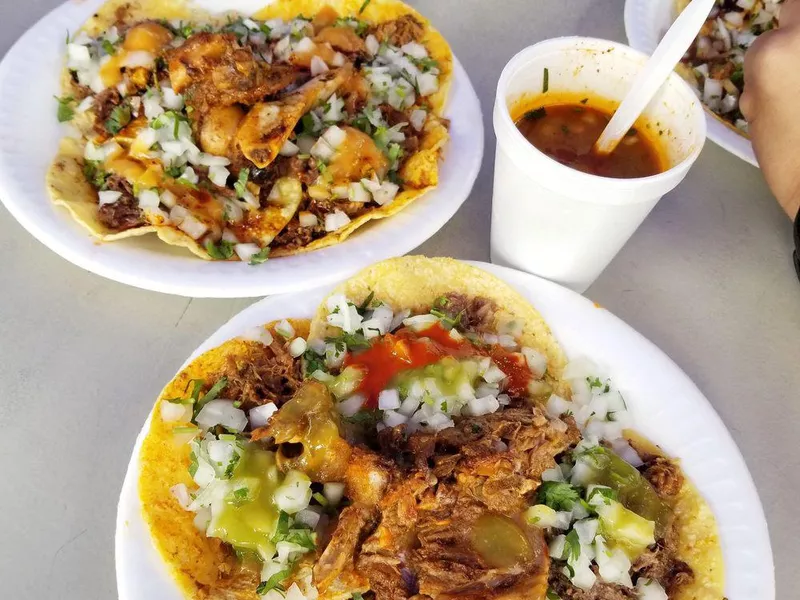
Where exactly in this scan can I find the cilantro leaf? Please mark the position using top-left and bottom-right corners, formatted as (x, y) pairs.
(105, 104), (131, 134)
(359, 0), (371, 14)
(357, 290), (376, 313)
(352, 594), (365, 600)
(565, 529), (581, 561)
(193, 377), (227, 418)
(543, 67), (550, 93)
(223, 451), (241, 478)
(55, 95), (75, 122)
(164, 164), (183, 179)
(325, 331), (370, 350)
(303, 349), (327, 378)
(537, 481), (581, 512)
(83, 160), (108, 188)
(234, 168), (250, 198)
(546, 588), (561, 600)
(188, 451), (199, 477)
(248, 247), (271, 265)
(525, 107), (547, 120)
(206, 239), (235, 260)
(101, 39), (116, 55)
(255, 569), (291, 595)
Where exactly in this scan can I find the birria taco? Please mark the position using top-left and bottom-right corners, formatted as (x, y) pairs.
(139, 257), (724, 600)
(49, 0), (452, 262)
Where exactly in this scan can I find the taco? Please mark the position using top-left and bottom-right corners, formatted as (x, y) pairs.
(139, 257), (723, 600)
(675, 0), (782, 138)
(50, 0), (452, 262)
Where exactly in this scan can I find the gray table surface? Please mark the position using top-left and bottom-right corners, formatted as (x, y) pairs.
(0, 0), (797, 598)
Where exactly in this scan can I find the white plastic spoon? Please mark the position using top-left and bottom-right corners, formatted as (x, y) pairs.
(592, 0), (716, 155)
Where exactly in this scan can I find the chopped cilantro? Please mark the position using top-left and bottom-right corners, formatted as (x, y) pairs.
(206, 239), (235, 260)
(730, 67), (744, 87)
(342, 409), (382, 428)
(587, 486), (618, 505)
(387, 143), (403, 164)
(223, 452), (241, 478)
(55, 95), (75, 122)
(359, 0), (371, 13)
(231, 487), (250, 504)
(177, 21), (194, 38)
(300, 113), (316, 135)
(259, 22), (272, 36)
(525, 107), (547, 120)
(586, 376), (604, 389)
(105, 104), (131, 134)
(537, 481), (581, 512)
(188, 451), (199, 477)
(546, 588), (561, 600)
(312, 491), (329, 506)
(543, 67), (550, 93)
(430, 307), (462, 330)
(434, 296), (449, 308)
(303, 349), (327, 377)
(234, 168), (250, 198)
(565, 529), (581, 561)
(164, 164), (183, 179)
(413, 56), (439, 72)
(357, 290), (376, 313)
(285, 527), (316, 550)
(101, 39), (116, 55)
(193, 376), (227, 418)
(351, 113), (372, 134)
(255, 569), (291, 595)
(248, 247), (271, 266)
(325, 331), (370, 350)
(83, 160), (108, 188)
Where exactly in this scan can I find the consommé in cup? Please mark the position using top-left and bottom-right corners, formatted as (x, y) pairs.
(491, 37), (707, 293)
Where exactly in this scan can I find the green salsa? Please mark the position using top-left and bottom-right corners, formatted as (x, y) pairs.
(209, 446), (283, 558)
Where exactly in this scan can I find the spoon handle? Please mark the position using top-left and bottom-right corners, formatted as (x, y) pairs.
(593, 0), (716, 155)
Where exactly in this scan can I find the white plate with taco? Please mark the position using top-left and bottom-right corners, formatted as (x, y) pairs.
(116, 257), (773, 600)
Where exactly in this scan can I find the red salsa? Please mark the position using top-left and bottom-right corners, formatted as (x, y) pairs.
(344, 323), (532, 408)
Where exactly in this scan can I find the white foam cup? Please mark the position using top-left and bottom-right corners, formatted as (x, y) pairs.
(491, 37), (707, 293)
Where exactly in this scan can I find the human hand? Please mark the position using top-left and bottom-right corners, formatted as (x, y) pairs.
(740, 0), (800, 219)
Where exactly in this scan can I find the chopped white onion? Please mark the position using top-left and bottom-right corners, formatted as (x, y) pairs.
(546, 394), (572, 419)
(322, 125), (347, 149)
(170, 483), (191, 509)
(295, 508), (321, 529)
(274, 470), (312, 514)
(635, 578), (668, 600)
(279, 139), (300, 157)
(410, 109), (427, 131)
(240, 326), (274, 346)
(365, 34), (380, 56)
(401, 42), (428, 59)
(137, 189), (160, 209)
(521, 347), (547, 377)
(383, 410), (408, 427)
(195, 399), (248, 432)
(417, 72), (439, 96)
(331, 52), (346, 67)
(723, 11), (744, 27)
(294, 36), (316, 54)
(464, 395), (500, 416)
(310, 55), (329, 76)
(275, 319), (295, 339)
(324, 210), (351, 232)
(234, 243), (261, 262)
(372, 181), (399, 206)
(310, 138), (335, 161)
(97, 190), (122, 205)
(122, 50), (154, 68)
(177, 214), (208, 240)
(299, 211), (318, 227)
(378, 389), (401, 410)
(289, 337), (307, 358)
(160, 86), (184, 110)
(323, 482), (345, 505)
(337, 393), (365, 417)
(208, 165), (230, 186)
(161, 400), (191, 423)
(249, 402), (278, 428)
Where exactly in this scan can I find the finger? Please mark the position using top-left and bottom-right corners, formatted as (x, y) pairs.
(779, 0), (800, 27)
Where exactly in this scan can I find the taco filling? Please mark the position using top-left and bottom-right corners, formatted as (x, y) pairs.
(50, 0), (451, 260)
(679, 0), (783, 136)
(139, 258), (723, 600)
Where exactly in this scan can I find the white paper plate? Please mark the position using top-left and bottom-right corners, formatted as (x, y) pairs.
(116, 261), (774, 600)
(0, 0), (483, 298)
(624, 0), (758, 166)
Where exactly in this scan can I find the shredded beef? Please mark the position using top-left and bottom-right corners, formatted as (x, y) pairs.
(633, 544), (694, 594)
(271, 220), (320, 250)
(381, 104), (421, 155)
(641, 457), (684, 497)
(314, 504), (379, 590)
(252, 155), (320, 190)
(372, 15), (425, 47)
(92, 88), (122, 135)
(218, 337), (303, 411)
(309, 197), (367, 219)
(97, 176), (145, 231)
(549, 570), (636, 600)
(437, 292), (497, 333)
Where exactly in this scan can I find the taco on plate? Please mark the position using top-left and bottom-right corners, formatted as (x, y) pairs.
(138, 257), (724, 600)
(50, 0), (452, 261)
(676, 0), (782, 138)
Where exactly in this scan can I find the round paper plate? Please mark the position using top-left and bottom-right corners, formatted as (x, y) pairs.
(116, 261), (774, 599)
(624, 0), (758, 167)
(0, 0), (483, 297)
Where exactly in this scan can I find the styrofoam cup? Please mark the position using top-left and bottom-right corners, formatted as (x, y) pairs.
(491, 37), (707, 293)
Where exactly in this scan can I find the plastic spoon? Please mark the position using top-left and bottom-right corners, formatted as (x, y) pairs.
(592, 0), (716, 155)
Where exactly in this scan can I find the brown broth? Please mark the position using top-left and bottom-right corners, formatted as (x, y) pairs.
(514, 102), (664, 179)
